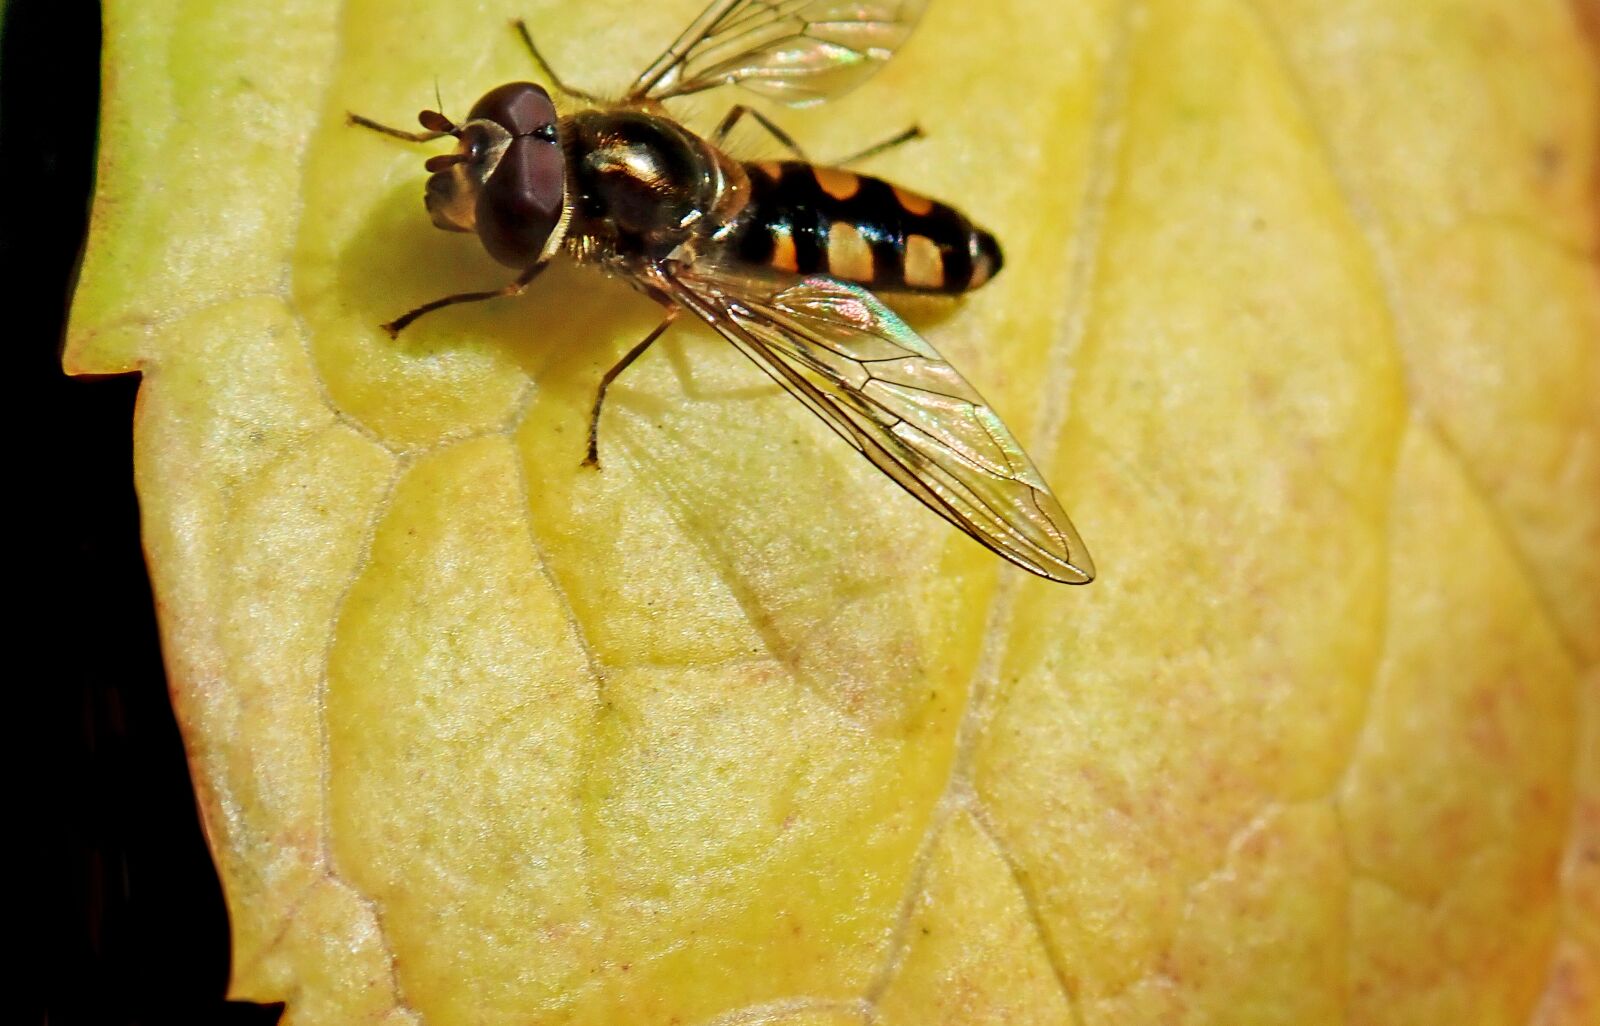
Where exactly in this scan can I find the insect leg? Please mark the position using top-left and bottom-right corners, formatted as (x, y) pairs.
(710, 107), (922, 166)
(346, 112), (453, 143)
(836, 125), (925, 166)
(585, 296), (680, 469)
(512, 19), (603, 103)
(710, 105), (809, 161)
(381, 262), (548, 338)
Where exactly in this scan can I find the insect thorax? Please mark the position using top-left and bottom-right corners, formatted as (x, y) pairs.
(562, 110), (731, 262)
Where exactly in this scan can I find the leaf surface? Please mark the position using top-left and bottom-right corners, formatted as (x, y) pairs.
(66, 0), (1599, 1023)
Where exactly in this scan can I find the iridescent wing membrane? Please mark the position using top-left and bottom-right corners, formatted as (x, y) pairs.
(623, 0), (1094, 581)
(627, 0), (929, 105)
(663, 266), (1095, 583)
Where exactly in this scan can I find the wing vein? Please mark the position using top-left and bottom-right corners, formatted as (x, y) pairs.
(659, 265), (1095, 583)
(629, 0), (930, 106)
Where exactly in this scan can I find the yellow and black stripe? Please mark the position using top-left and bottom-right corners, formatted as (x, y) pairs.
(723, 161), (1003, 294)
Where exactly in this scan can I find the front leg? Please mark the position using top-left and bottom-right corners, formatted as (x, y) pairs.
(512, 19), (604, 104)
(383, 261), (548, 338)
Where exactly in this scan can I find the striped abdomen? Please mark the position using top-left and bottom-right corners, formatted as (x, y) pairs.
(721, 161), (1002, 294)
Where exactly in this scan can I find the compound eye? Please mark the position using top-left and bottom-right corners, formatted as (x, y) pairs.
(475, 131), (566, 268)
(468, 81), (558, 138)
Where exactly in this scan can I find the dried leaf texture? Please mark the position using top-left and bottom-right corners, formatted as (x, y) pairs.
(65, 0), (1599, 1024)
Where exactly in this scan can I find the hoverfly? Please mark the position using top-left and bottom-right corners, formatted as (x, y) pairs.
(349, 0), (1094, 584)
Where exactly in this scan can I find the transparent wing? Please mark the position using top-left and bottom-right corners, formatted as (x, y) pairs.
(627, 0), (929, 106)
(660, 263), (1095, 583)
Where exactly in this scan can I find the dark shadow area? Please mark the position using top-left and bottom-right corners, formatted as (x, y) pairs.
(6, 2), (281, 1024)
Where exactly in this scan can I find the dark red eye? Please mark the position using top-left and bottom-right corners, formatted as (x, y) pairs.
(474, 133), (565, 268)
(460, 82), (566, 267)
(469, 81), (557, 137)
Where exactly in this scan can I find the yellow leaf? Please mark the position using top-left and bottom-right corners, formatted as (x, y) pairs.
(66, 0), (1598, 1024)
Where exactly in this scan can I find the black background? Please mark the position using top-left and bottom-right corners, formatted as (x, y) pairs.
(10, 1), (282, 1023)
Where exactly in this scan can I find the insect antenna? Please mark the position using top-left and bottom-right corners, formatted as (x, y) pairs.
(423, 153), (467, 172)
(417, 109), (457, 135)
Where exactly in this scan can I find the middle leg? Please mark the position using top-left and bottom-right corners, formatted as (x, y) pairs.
(835, 124), (924, 166)
(711, 104), (809, 161)
(711, 105), (924, 168)
(585, 292), (680, 468)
